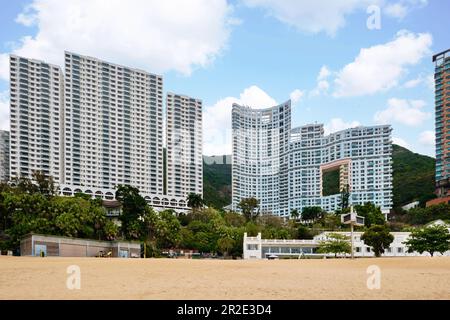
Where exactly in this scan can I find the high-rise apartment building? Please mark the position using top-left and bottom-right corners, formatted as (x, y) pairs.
(0, 130), (10, 182)
(232, 102), (291, 216)
(62, 52), (164, 196)
(9, 55), (64, 183)
(433, 49), (450, 197)
(166, 93), (203, 198)
(289, 124), (393, 214)
(232, 101), (393, 217)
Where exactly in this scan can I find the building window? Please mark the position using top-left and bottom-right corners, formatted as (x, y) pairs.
(247, 244), (258, 250)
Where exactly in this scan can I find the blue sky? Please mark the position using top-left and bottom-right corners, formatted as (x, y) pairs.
(0, 0), (448, 156)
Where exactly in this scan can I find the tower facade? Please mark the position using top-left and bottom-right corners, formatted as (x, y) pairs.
(166, 93), (203, 198)
(232, 101), (291, 216)
(231, 100), (393, 217)
(63, 52), (164, 195)
(433, 49), (450, 197)
(9, 55), (64, 183)
(0, 130), (9, 182)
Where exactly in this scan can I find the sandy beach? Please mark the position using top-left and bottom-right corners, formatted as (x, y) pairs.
(0, 256), (449, 300)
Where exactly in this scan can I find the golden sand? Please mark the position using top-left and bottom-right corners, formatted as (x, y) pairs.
(0, 256), (449, 300)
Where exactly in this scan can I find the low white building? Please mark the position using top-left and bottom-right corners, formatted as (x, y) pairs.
(243, 226), (450, 259)
(402, 201), (420, 211)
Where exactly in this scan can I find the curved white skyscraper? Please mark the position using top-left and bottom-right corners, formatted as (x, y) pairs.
(232, 101), (291, 216)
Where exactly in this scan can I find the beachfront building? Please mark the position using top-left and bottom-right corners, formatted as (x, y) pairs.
(232, 101), (291, 216)
(243, 227), (450, 259)
(166, 93), (203, 198)
(0, 130), (9, 182)
(62, 52), (164, 195)
(8, 52), (189, 213)
(231, 100), (393, 217)
(289, 124), (393, 214)
(21, 234), (141, 258)
(9, 55), (64, 183)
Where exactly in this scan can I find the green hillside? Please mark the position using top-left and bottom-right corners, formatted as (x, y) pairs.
(202, 145), (437, 210)
(203, 156), (232, 209)
(392, 144), (435, 207)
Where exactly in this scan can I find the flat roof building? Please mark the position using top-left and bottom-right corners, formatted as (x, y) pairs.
(166, 93), (203, 198)
(9, 55), (64, 183)
(20, 234), (141, 258)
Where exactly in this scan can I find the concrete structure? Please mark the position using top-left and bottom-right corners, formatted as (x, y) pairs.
(20, 234), (141, 258)
(8, 52), (190, 213)
(232, 102), (291, 216)
(58, 185), (189, 214)
(289, 124), (392, 214)
(0, 130), (9, 182)
(9, 55), (64, 183)
(63, 52), (163, 195)
(232, 101), (393, 217)
(434, 48), (450, 197)
(402, 201), (420, 211)
(243, 227), (450, 259)
(166, 93), (203, 198)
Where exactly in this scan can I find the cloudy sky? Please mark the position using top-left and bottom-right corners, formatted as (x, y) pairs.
(0, 0), (447, 156)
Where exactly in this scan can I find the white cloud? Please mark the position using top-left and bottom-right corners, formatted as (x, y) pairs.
(333, 31), (432, 97)
(290, 89), (304, 105)
(384, 3), (408, 19)
(310, 65), (331, 97)
(324, 118), (361, 136)
(241, 0), (427, 36)
(317, 65), (331, 81)
(403, 73), (435, 89)
(419, 130), (435, 146)
(0, 91), (9, 130)
(385, 0), (428, 19)
(374, 98), (431, 126)
(0, 0), (236, 80)
(237, 85), (278, 109)
(242, 0), (380, 36)
(392, 137), (410, 149)
(403, 77), (423, 88)
(203, 85), (278, 155)
(15, 5), (39, 27)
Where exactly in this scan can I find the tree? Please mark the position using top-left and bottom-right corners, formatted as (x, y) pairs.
(355, 202), (385, 227)
(32, 171), (57, 198)
(217, 237), (235, 257)
(187, 193), (204, 213)
(290, 209), (300, 220)
(115, 185), (148, 239)
(238, 197), (260, 222)
(317, 233), (351, 258)
(361, 225), (394, 257)
(404, 225), (450, 257)
(301, 207), (323, 222)
(154, 210), (181, 249)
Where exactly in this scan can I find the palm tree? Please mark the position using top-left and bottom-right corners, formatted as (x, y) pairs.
(290, 209), (300, 220)
(187, 193), (204, 213)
